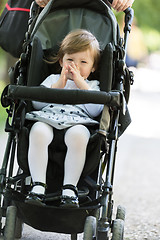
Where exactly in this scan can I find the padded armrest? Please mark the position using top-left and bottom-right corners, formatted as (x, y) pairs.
(7, 85), (121, 107)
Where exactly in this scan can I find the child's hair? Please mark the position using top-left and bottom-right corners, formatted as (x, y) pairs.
(48, 29), (101, 70)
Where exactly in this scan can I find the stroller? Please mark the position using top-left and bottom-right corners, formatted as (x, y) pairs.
(0, 0), (134, 239)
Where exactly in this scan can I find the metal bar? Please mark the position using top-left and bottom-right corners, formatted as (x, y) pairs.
(0, 133), (13, 190)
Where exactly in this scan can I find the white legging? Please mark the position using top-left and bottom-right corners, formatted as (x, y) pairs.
(28, 122), (90, 196)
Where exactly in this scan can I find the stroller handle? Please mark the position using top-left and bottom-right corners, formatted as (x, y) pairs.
(7, 85), (121, 107)
(123, 6), (134, 59)
(124, 7), (134, 30)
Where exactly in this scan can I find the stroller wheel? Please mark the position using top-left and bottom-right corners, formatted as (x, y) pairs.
(0, 206), (2, 233)
(116, 205), (126, 221)
(83, 216), (97, 240)
(0, 205), (2, 219)
(4, 206), (17, 240)
(112, 219), (124, 240)
(71, 233), (78, 240)
(15, 217), (24, 239)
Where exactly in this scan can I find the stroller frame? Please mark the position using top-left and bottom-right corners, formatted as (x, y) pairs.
(0, 1), (134, 239)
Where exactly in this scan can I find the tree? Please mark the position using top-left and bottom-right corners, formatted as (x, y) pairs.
(133, 0), (160, 32)
(0, 0), (7, 15)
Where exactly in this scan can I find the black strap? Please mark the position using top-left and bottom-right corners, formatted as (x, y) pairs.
(62, 184), (78, 197)
(32, 181), (47, 189)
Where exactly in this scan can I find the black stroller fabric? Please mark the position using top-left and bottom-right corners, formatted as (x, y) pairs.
(13, 189), (99, 233)
(31, 0), (119, 51)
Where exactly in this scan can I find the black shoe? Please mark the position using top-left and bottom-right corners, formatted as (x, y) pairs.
(25, 192), (45, 206)
(60, 184), (79, 208)
(25, 181), (47, 206)
(60, 195), (79, 208)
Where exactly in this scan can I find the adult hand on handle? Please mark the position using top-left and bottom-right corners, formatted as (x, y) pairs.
(110, 0), (134, 12)
(35, 0), (134, 11)
(35, 0), (50, 8)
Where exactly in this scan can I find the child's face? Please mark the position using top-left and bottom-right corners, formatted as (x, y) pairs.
(59, 49), (95, 80)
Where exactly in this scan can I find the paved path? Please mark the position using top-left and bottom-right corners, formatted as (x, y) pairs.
(114, 67), (160, 240)
(0, 66), (160, 239)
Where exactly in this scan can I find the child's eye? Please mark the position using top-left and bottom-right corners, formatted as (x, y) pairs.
(81, 61), (87, 64)
(67, 58), (73, 62)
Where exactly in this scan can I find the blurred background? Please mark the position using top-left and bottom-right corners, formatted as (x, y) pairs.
(0, 0), (160, 239)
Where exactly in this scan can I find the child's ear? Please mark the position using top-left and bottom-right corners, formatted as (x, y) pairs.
(59, 59), (63, 67)
(91, 67), (96, 73)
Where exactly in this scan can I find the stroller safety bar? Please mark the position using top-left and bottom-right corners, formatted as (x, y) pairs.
(7, 85), (121, 107)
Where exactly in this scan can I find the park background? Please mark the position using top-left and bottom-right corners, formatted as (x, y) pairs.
(0, 1), (160, 239)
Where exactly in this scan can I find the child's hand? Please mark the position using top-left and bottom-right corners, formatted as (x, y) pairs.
(67, 62), (89, 90)
(51, 65), (68, 89)
(58, 65), (68, 88)
(67, 62), (83, 81)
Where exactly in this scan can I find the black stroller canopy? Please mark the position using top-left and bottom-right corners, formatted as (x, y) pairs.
(31, 0), (119, 51)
